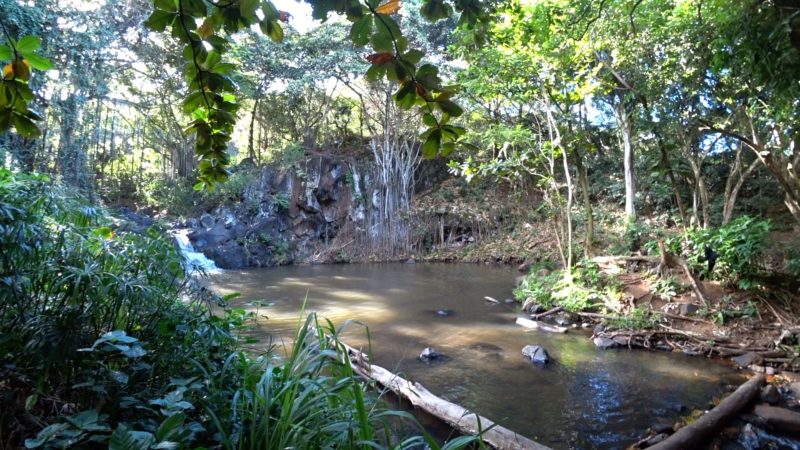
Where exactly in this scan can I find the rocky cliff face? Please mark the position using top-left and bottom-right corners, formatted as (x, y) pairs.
(186, 155), (368, 269)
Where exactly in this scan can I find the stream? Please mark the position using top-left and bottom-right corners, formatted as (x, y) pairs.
(209, 262), (747, 449)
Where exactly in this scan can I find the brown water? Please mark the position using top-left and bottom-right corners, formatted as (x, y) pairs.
(210, 263), (747, 449)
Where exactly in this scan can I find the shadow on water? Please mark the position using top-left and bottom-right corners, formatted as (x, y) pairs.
(210, 262), (747, 449)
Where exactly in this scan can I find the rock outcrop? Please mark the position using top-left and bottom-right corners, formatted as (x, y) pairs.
(186, 155), (365, 269)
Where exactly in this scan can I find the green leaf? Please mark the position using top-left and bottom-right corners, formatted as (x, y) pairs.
(21, 53), (52, 71)
(154, 0), (176, 12)
(15, 36), (41, 53)
(371, 29), (393, 53)
(420, 0), (452, 21)
(155, 413), (186, 442)
(0, 44), (12, 61)
(12, 113), (40, 138)
(350, 15), (372, 47)
(145, 9), (177, 32)
(422, 128), (442, 158)
(239, 0), (260, 22)
(437, 99), (463, 117)
(109, 425), (154, 450)
(260, 20), (284, 43)
(394, 81), (416, 109)
(403, 49), (424, 64)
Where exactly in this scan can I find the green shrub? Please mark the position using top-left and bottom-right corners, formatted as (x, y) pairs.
(648, 216), (770, 288)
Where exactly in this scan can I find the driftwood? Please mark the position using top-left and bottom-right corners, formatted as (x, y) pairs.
(592, 255), (659, 264)
(485, 296), (500, 304)
(646, 374), (765, 450)
(516, 317), (568, 333)
(530, 306), (563, 319)
(340, 343), (551, 450)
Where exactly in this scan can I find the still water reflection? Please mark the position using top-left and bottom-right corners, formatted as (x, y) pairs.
(210, 263), (746, 449)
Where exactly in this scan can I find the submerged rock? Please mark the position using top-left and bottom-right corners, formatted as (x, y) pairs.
(521, 345), (550, 364)
(419, 347), (441, 361)
(435, 309), (454, 317)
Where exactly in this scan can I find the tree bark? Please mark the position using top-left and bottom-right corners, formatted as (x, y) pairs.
(614, 99), (636, 221)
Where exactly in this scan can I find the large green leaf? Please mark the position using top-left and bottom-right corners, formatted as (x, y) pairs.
(12, 113), (40, 139)
(350, 15), (372, 46)
(145, 9), (177, 32)
(21, 53), (52, 71)
(109, 425), (154, 450)
(0, 44), (12, 61)
(15, 36), (41, 53)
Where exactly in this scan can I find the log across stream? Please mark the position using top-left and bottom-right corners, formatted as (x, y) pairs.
(211, 263), (749, 449)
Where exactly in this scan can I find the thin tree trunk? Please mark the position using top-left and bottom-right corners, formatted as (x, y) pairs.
(614, 100), (636, 221)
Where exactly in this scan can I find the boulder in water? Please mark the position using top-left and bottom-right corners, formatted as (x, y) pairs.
(521, 345), (549, 364)
(419, 347), (441, 361)
(593, 336), (620, 350)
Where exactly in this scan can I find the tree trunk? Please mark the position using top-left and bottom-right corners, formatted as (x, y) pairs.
(248, 98), (259, 161)
(614, 100), (636, 221)
(574, 151), (594, 256)
(722, 144), (759, 225)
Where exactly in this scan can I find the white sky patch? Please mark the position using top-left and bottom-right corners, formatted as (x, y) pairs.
(272, 0), (318, 33)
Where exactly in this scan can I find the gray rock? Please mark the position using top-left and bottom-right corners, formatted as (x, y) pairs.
(435, 309), (454, 317)
(521, 345), (550, 364)
(645, 433), (669, 447)
(651, 424), (674, 434)
(732, 352), (765, 368)
(760, 385), (781, 405)
(522, 298), (544, 314)
(208, 241), (247, 269)
(419, 347), (441, 361)
(593, 336), (620, 350)
(504, 298), (516, 304)
(678, 303), (700, 316)
(405, 258), (416, 264)
(554, 312), (571, 326)
(200, 213), (214, 229)
(786, 382), (800, 399)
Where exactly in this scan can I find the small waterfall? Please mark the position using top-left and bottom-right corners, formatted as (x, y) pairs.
(172, 229), (220, 273)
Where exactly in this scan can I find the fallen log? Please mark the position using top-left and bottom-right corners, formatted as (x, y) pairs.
(516, 317), (568, 333)
(341, 344), (551, 450)
(530, 306), (562, 319)
(646, 374), (765, 450)
(753, 404), (800, 435)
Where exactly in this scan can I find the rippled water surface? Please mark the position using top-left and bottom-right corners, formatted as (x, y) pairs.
(210, 263), (746, 449)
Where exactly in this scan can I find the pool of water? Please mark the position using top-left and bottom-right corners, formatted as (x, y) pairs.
(209, 262), (747, 449)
